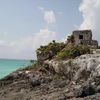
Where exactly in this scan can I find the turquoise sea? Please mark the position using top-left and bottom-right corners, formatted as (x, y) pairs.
(0, 59), (31, 79)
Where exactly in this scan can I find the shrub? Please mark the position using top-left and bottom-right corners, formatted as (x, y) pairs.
(56, 50), (70, 60)
(69, 35), (75, 44)
(56, 45), (90, 60)
(36, 41), (65, 61)
(98, 46), (100, 49)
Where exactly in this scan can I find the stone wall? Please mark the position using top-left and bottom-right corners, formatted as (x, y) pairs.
(72, 30), (92, 45)
(91, 40), (98, 48)
(71, 30), (98, 48)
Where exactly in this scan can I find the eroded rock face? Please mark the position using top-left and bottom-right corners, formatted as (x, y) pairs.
(45, 54), (100, 80)
(1, 54), (100, 100)
(44, 54), (100, 97)
(74, 82), (96, 97)
(37, 50), (59, 62)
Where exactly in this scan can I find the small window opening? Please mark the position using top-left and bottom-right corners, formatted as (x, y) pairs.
(79, 35), (83, 39)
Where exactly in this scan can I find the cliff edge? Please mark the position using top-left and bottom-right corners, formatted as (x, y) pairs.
(0, 40), (100, 100)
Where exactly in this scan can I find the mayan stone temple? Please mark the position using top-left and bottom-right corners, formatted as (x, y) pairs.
(67, 30), (98, 48)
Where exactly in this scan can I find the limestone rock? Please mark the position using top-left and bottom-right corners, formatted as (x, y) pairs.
(74, 83), (96, 97)
(30, 77), (41, 87)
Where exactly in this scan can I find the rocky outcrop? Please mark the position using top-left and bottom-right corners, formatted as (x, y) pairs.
(0, 54), (100, 100)
(30, 77), (41, 87)
(37, 50), (55, 61)
(36, 42), (65, 61)
(45, 54), (100, 80)
(74, 81), (96, 97)
(44, 54), (100, 98)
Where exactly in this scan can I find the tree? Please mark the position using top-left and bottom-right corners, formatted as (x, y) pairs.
(70, 35), (75, 44)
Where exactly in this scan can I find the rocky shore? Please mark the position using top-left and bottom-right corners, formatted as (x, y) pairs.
(0, 54), (100, 100)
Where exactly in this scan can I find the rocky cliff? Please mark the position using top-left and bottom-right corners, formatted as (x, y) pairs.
(0, 40), (100, 100)
(0, 53), (100, 100)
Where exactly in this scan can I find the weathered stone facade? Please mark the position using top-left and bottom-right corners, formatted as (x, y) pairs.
(67, 30), (98, 48)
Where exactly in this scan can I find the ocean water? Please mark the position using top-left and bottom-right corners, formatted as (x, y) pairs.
(0, 59), (31, 79)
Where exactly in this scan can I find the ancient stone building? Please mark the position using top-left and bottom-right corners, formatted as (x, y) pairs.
(67, 30), (98, 48)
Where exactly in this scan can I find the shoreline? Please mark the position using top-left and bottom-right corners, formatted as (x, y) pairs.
(0, 59), (32, 79)
(0, 54), (100, 100)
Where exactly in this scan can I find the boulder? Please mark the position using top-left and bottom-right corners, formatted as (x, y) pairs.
(30, 77), (41, 87)
(74, 83), (96, 97)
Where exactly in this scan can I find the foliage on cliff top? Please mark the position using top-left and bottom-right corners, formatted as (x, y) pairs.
(36, 40), (65, 60)
(67, 35), (75, 44)
(56, 45), (91, 60)
(36, 39), (91, 61)
(37, 40), (65, 53)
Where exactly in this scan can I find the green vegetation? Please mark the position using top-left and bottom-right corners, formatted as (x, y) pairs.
(67, 60), (73, 66)
(37, 41), (65, 54)
(23, 61), (41, 70)
(67, 35), (75, 44)
(36, 39), (91, 61)
(98, 46), (100, 49)
(37, 40), (65, 60)
(56, 45), (90, 60)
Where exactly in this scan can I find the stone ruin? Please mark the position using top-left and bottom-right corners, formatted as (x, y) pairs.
(67, 30), (98, 48)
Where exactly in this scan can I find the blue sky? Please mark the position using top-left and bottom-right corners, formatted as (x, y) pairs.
(0, 0), (100, 59)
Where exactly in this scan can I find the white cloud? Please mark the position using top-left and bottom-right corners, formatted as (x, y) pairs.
(18, 28), (56, 59)
(32, 28), (56, 49)
(0, 28), (57, 59)
(38, 7), (56, 25)
(79, 0), (100, 42)
(38, 6), (44, 12)
(0, 7), (57, 59)
(44, 10), (56, 24)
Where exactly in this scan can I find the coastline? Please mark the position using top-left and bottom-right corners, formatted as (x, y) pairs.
(0, 59), (32, 79)
(0, 54), (100, 100)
